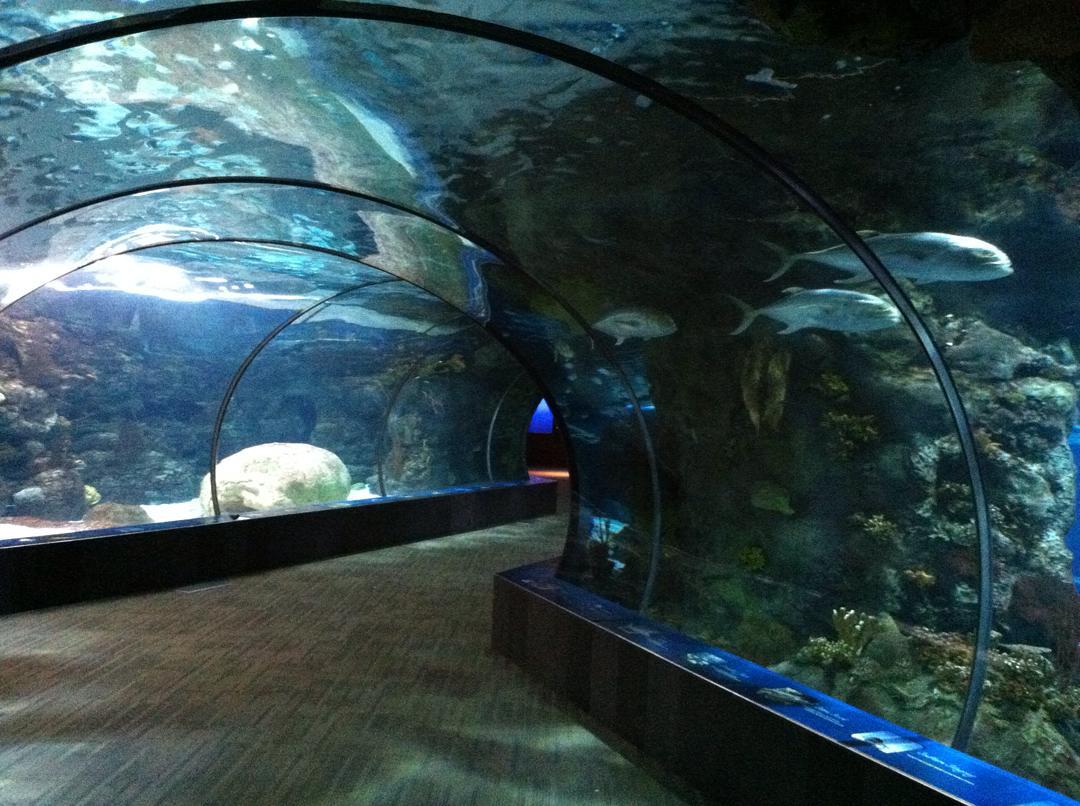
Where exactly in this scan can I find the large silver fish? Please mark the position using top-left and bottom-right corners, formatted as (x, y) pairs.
(766, 232), (1012, 284)
(593, 308), (677, 345)
(729, 288), (901, 335)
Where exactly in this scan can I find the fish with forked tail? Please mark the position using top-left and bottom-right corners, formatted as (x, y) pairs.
(593, 307), (677, 345)
(728, 288), (901, 335)
(764, 232), (1012, 285)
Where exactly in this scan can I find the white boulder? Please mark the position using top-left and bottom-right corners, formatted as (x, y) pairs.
(200, 442), (351, 516)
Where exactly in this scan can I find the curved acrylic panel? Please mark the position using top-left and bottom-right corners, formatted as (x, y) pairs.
(485, 372), (537, 482)
(691, 9), (1080, 791)
(0, 181), (659, 606)
(7, 6), (1073, 796)
(0, 17), (449, 231)
(0, 182), (492, 321)
(0, 239), (367, 537)
(218, 282), (428, 513)
(0, 2), (699, 60)
(0, 3), (968, 731)
(378, 327), (530, 496)
(219, 278), (530, 512)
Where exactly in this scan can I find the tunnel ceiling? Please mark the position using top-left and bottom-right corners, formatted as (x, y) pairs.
(3, 2), (1080, 797)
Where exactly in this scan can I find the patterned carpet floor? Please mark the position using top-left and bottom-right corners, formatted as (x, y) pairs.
(0, 513), (688, 805)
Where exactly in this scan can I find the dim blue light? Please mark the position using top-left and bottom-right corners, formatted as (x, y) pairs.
(529, 399), (554, 433)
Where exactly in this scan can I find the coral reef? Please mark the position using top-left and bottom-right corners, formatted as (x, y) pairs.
(820, 411), (879, 458)
(832, 607), (884, 655)
(850, 512), (901, 544)
(780, 620), (1080, 794)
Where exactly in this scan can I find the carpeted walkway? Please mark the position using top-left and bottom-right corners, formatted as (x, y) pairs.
(0, 513), (689, 805)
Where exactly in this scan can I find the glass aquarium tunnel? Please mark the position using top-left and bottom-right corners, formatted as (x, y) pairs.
(0, 229), (547, 522)
(1, 2), (1079, 798)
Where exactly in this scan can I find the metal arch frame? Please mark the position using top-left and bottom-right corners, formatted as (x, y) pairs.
(372, 312), (474, 498)
(0, 4), (992, 748)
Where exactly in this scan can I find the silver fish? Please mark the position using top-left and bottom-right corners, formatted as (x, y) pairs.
(729, 288), (901, 335)
(593, 307), (677, 345)
(766, 232), (1012, 284)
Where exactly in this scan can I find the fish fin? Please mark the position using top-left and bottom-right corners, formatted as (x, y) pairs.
(726, 295), (757, 336)
(761, 241), (796, 282)
(776, 323), (803, 335)
(856, 229), (880, 239)
(781, 286), (804, 295)
(914, 277), (937, 285)
(614, 336), (626, 345)
(834, 274), (869, 285)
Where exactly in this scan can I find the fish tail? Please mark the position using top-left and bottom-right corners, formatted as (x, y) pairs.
(761, 241), (795, 282)
(726, 295), (758, 335)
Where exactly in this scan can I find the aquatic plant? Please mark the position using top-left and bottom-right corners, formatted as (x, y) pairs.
(811, 370), (850, 401)
(733, 611), (798, 664)
(795, 636), (857, 669)
(908, 626), (972, 695)
(973, 428), (1006, 461)
(736, 545), (768, 573)
(1047, 686), (1080, 724)
(850, 512), (900, 544)
(910, 626), (1058, 709)
(936, 481), (974, 521)
(832, 607), (883, 655)
(987, 649), (1057, 711)
(750, 480), (794, 515)
(793, 607), (886, 671)
(820, 411), (879, 457)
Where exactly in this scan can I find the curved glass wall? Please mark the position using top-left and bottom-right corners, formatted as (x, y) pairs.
(0, 240), (383, 532)
(486, 372), (537, 482)
(0, 234), (541, 533)
(0, 5), (1076, 798)
(378, 327), (527, 496)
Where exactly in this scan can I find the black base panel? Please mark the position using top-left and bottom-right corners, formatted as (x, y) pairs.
(0, 479), (557, 614)
(492, 572), (961, 806)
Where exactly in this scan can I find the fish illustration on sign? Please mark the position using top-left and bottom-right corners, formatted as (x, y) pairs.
(765, 232), (1012, 284)
(728, 288), (901, 335)
(593, 308), (677, 345)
